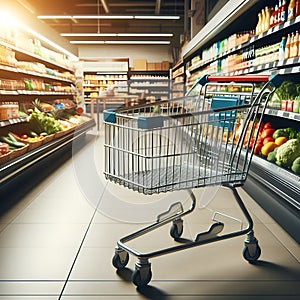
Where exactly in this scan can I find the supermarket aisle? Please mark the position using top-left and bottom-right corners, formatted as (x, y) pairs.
(0, 126), (299, 299)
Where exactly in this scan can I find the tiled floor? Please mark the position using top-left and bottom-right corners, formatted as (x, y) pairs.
(0, 127), (299, 299)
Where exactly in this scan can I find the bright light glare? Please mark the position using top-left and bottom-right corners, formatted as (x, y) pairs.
(0, 11), (19, 26)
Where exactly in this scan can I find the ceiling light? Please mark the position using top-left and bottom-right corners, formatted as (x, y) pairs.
(117, 33), (173, 37)
(62, 33), (117, 37)
(70, 40), (170, 45)
(70, 41), (105, 44)
(61, 33), (173, 37)
(105, 41), (170, 44)
(75, 15), (134, 19)
(38, 15), (73, 19)
(38, 15), (180, 20)
(134, 15), (180, 20)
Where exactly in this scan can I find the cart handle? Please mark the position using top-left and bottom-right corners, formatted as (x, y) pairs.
(197, 74), (283, 88)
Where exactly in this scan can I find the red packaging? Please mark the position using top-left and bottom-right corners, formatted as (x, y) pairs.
(286, 100), (294, 112)
(281, 100), (287, 111)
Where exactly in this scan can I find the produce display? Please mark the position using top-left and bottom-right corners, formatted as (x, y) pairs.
(242, 121), (300, 175)
(0, 98), (88, 164)
(268, 80), (300, 112)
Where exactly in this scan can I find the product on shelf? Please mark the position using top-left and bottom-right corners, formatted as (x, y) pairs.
(0, 102), (19, 120)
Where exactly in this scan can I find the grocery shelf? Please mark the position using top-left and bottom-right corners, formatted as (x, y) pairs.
(0, 40), (75, 73)
(0, 118), (95, 185)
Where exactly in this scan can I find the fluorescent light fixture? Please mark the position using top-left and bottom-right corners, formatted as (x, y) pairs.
(38, 15), (73, 19)
(105, 40), (170, 44)
(70, 41), (105, 44)
(61, 33), (173, 37)
(117, 33), (173, 37)
(70, 40), (170, 45)
(134, 15), (180, 20)
(62, 33), (118, 37)
(75, 15), (134, 19)
(38, 15), (180, 20)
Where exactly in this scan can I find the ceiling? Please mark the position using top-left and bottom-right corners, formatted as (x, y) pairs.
(19, 0), (186, 47)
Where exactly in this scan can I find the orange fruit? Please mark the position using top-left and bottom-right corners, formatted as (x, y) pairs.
(275, 136), (288, 146)
(261, 142), (278, 156)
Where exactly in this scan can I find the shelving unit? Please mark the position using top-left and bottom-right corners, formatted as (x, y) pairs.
(171, 59), (185, 98)
(129, 70), (170, 101)
(0, 33), (95, 183)
(181, 0), (300, 242)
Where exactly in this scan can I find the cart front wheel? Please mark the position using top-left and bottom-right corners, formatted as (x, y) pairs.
(112, 251), (129, 269)
(132, 268), (152, 286)
(243, 244), (261, 263)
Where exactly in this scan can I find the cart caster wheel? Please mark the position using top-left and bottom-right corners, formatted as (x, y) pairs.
(112, 251), (129, 269)
(170, 219), (183, 239)
(243, 244), (261, 263)
(132, 267), (152, 287)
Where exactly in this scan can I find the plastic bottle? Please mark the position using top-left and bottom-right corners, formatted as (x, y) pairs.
(279, 36), (286, 61)
(274, 4), (279, 25)
(293, 31), (299, 57)
(278, 0), (283, 24)
(290, 33), (296, 58)
(256, 12), (262, 35)
(298, 31), (300, 57)
(287, 0), (296, 20)
(261, 8), (266, 32)
(296, 0), (300, 17)
(284, 33), (291, 59)
(281, 0), (287, 22)
(265, 7), (271, 30)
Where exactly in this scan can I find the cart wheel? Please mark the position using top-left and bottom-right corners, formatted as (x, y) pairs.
(112, 251), (129, 269)
(132, 267), (152, 287)
(170, 219), (183, 239)
(243, 244), (261, 263)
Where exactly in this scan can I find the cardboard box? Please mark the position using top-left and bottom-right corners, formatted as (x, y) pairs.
(161, 61), (170, 70)
(147, 63), (156, 71)
(134, 59), (147, 70)
(155, 62), (162, 70)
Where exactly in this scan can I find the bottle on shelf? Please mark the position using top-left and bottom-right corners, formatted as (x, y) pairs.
(284, 33), (291, 59)
(274, 4), (279, 26)
(290, 33), (296, 58)
(256, 12), (262, 35)
(292, 31), (299, 57)
(264, 7), (271, 30)
(296, 0), (300, 17)
(279, 36), (286, 61)
(298, 30), (300, 57)
(287, 0), (296, 20)
(261, 9), (266, 32)
(278, 0), (283, 24)
(280, 0), (287, 23)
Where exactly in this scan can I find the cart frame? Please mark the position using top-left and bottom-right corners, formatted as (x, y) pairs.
(104, 74), (283, 286)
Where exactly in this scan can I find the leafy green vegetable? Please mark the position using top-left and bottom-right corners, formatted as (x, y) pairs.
(28, 108), (62, 135)
(273, 81), (300, 100)
(275, 139), (300, 168)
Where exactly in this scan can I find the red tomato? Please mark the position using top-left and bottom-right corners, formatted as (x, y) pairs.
(261, 128), (275, 139)
(253, 143), (263, 155)
(21, 134), (28, 139)
(257, 136), (264, 144)
(263, 122), (272, 129)
(263, 136), (274, 145)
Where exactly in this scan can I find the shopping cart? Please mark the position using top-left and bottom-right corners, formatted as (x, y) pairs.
(103, 74), (283, 287)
